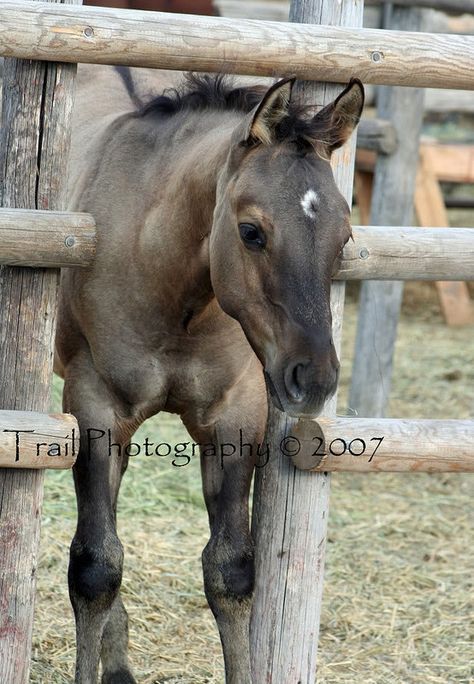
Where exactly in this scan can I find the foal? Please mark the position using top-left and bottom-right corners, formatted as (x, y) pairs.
(56, 66), (363, 683)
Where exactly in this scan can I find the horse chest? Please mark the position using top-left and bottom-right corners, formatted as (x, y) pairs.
(94, 324), (254, 423)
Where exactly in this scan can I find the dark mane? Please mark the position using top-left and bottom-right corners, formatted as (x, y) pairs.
(139, 73), (337, 151)
(139, 73), (267, 117)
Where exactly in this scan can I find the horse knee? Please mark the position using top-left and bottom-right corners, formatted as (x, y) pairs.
(69, 534), (124, 605)
(202, 539), (254, 602)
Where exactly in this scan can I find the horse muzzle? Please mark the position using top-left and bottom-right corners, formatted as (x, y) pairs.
(264, 356), (340, 419)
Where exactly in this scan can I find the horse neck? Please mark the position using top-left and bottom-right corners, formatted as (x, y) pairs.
(138, 112), (239, 322)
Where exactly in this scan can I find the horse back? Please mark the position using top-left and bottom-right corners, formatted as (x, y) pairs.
(67, 65), (180, 205)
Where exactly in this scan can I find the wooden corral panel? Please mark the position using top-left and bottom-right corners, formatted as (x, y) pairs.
(2, 2), (474, 89)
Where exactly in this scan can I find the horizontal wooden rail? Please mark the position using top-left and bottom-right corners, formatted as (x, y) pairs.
(0, 411), (79, 469)
(1, 217), (470, 279)
(0, 209), (96, 267)
(337, 226), (474, 281)
(357, 119), (397, 155)
(291, 417), (474, 472)
(0, 2), (474, 89)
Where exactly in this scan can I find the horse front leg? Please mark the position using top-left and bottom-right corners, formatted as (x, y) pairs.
(186, 384), (267, 684)
(63, 352), (138, 684)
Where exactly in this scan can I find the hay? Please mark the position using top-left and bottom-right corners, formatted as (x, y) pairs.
(31, 281), (473, 683)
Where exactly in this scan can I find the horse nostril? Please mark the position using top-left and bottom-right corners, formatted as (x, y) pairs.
(284, 361), (308, 402)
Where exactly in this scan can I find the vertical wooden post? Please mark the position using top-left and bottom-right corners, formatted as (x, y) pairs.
(349, 6), (424, 418)
(250, 1), (363, 681)
(0, 2), (79, 681)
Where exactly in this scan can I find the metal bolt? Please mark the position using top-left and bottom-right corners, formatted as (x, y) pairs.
(65, 235), (75, 248)
(371, 51), (383, 63)
(83, 26), (94, 38)
(359, 248), (369, 260)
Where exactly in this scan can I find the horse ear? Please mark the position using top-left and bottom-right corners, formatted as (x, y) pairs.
(243, 77), (295, 145)
(312, 79), (364, 156)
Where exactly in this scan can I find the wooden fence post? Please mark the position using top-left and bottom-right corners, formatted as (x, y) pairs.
(0, 1), (79, 680)
(250, 1), (363, 681)
(349, 6), (425, 418)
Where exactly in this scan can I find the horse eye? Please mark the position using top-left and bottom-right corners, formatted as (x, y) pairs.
(339, 238), (350, 256)
(239, 223), (266, 250)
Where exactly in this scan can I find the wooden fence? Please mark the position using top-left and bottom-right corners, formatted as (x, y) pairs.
(1, 1), (474, 87)
(0, 1), (473, 682)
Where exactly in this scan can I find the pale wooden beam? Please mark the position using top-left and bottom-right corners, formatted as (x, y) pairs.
(292, 417), (474, 472)
(338, 226), (474, 282)
(0, 411), (78, 469)
(0, 209), (96, 267)
(1, 1), (474, 89)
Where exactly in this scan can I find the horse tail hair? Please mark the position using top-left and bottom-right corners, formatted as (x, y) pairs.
(114, 66), (144, 110)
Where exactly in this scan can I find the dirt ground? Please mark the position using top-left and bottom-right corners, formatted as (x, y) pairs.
(30, 269), (474, 683)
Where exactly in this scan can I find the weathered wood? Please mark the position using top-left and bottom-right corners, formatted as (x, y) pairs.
(357, 118), (397, 154)
(414, 150), (474, 325)
(0, 411), (78, 469)
(0, 1), (79, 681)
(250, 1), (362, 682)
(349, 7), (425, 419)
(291, 417), (474, 472)
(0, 209), (96, 267)
(337, 226), (474, 281)
(1, 2), (474, 89)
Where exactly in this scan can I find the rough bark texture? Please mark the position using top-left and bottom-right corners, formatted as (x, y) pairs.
(1, 2), (474, 89)
(0, 2), (79, 681)
(250, 2), (363, 682)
